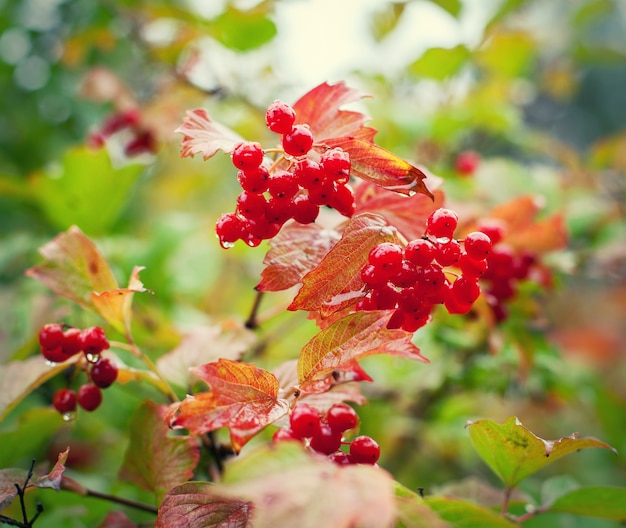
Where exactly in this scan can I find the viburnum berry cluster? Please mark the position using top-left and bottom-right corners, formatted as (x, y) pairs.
(38, 323), (118, 416)
(272, 402), (380, 466)
(357, 207), (493, 332)
(476, 221), (540, 322)
(215, 99), (356, 248)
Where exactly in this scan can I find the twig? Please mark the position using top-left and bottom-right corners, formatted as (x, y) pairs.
(81, 489), (158, 514)
(244, 290), (265, 330)
(1, 461), (44, 528)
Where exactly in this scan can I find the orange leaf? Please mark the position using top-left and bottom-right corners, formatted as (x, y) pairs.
(354, 181), (445, 241)
(168, 359), (289, 452)
(292, 81), (376, 142)
(257, 222), (341, 292)
(288, 213), (398, 317)
(91, 266), (149, 337)
(298, 311), (428, 389)
(325, 137), (433, 197)
(176, 108), (243, 160)
(25, 226), (118, 310)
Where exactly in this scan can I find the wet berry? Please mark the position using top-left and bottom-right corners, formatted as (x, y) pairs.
(53, 388), (77, 414)
(349, 436), (380, 464)
(282, 125), (314, 157)
(90, 357), (118, 388)
(265, 100), (296, 135)
(77, 384), (103, 412)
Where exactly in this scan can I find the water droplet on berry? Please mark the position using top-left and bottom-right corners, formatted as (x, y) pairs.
(62, 411), (76, 422)
(45, 359), (58, 366)
(220, 240), (235, 249)
(85, 352), (100, 363)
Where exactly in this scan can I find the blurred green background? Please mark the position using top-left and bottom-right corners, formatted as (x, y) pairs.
(1, 0), (625, 526)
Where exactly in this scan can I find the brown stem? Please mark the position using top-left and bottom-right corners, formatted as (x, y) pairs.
(82, 488), (158, 515)
(244, 290), (265, 330)
(501, 486), (513, 516)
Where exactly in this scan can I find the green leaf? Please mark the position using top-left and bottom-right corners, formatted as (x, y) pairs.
(394, 482), (449, 528)
(410, 45), (470, 80)
(424, 497), (517, 527)
(475, 31), (536, 77)
(429, 0), (462, 18)
(466, 417), (617, 489)
(120, 401), (200, 503)
(212, 7), (277, 52)
(549, 486), (626, 521)
(32, 146), (144, 235)
(370, 3), (407, 42)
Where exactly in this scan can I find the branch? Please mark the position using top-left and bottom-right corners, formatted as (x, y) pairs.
(61, 477), (157, 514)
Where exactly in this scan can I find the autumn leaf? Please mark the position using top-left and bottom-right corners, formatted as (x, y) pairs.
(354, 181), (445, 241)
(91, 266), (149, 337)
(156, 322), (256, 389)
(257, 222), (341, 292)
(156, 482), (253, 528)
(176, 108), (243, 160)
(168, 359), (289, 452)
(0, 449), (69, 511)
(289, 213), (398, 317)
(298, 311), (428, 390)
(325, 137), (433, 197)
(292, 81), (376, 142)
(467, 417), (617, 489)
(163, 442), (396, 528)
(482, 195), (568, 253)
(25, 225), (118, 310)
(0, 355), (81, 423)
(119, 401), (200, 503)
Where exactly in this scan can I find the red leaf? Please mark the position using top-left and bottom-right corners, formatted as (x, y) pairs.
(298, 311), (428, 390)
(325, 137), (434, 197)
(96, 511), (136, 528)
(256, 222), (341, 292)
(119, 401), (200, 502)
(168, 359), (289, 452)
(156, 482), (253, 528)
(288, 213), (399, 317)
(292, 82), (376, 142)
(24, 226), (118, 310)
(354, 181), (445, 241)
(176, 108), (243, 160)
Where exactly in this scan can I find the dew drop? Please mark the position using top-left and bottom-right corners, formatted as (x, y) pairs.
(45, 359), (57, 366)
(220, 240), (235, 249)
(62, 411), (76, 422)
(85, 352), (99, 363)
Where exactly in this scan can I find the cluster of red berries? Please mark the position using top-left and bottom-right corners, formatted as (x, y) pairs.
(215, 100), (356, 248)
(272, 402), (380, 465)
(38, 323), (118, 416)
(89, 108), (157, 157)
(477, 222), (538, 322)
(356, 208), (493, 332)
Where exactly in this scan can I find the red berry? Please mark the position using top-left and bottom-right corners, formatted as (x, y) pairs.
(247, 217), (282, 241)
(454, 150), (480, 175)
(216, 212), (246, 247)
(369, 283), (399, 310)
(327, 183), (355, 217)
(426, 208), (458, 238)
(292, 194), (320, 224)
(444, 289), (473, 315)
(232, 141), (263, 171)
(349, 436), (380, 464)
(237, 167), (269, 194)
(463, 231), (493, 260)
(405, 239), (435, 266)
(368, 243), (404, 278)
(42, 346), (70, 363)
(52, 388), (77, 414)
(307, 179), (336, 207)
(289, 404), (322, 439)
(77, 384), (103, 411)
(434, 239), (461, 267)
(483, 246), (515, 280)
(79, 327), (109, 357)
(272, 428), (301, 444)
(451, 276), (480, 305)
(326, 403), (359, 433)
(328, 451), (353, 465)
(39, 323), (64, 349)
(321, 148), (351, 183)
(294, 158), (324, 188)
(236, 191), (267, 219)
(458, 253), (488, 278)
(62, 328), (83, 356)
(477, 221), (505, 246)
(267, 170), (299, 199)
(309, 424), (343, 455)
(360, 264), (388, 288)
(282, 124), (314, 157)
(391, 260), (419, 288)
(265, 197), (295, 225)
(90, 357), (118, 388)
(265, 100), (296, 135)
